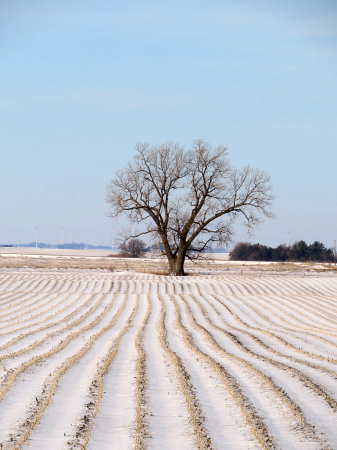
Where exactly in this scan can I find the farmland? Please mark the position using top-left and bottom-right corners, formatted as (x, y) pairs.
(0, 271), (336, 449)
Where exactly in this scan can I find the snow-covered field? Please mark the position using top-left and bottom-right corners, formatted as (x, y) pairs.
(0, 272), (336, 450)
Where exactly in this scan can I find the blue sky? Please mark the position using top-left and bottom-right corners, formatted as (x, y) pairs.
(0, 0), (336, 248)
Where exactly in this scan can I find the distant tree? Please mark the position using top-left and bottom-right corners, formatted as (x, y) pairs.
(119, 238), (146, 258)
(270, 244), (288, 262)
(289, 240), (308, 261)
(307, 241), (326, 262)
(106, 140), (274, 275)
(229, 242), (251, 261)
(257, 244), (272, 261)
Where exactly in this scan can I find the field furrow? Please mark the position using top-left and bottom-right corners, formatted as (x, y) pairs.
(0, 272), (336, 450)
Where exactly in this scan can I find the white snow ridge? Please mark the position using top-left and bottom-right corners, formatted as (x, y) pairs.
(0, 271), (336, 449)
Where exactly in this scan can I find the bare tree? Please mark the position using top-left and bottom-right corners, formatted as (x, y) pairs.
(119, 238), (146, 258)
(106, 140), (274, 276)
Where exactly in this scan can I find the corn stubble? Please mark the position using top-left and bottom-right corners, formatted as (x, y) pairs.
(0, 272), (336, 449)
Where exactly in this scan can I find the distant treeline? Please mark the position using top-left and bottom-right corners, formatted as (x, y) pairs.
(13, 242), (111, 250)
(229, 241), (335, 262)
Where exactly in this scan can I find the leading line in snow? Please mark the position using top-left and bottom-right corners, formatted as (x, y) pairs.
(0, 272), (336, 449)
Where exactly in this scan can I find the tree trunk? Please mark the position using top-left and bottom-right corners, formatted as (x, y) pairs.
(169, 251), (186, 276)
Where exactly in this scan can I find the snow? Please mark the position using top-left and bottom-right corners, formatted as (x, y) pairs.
(0, 271), (336, 449)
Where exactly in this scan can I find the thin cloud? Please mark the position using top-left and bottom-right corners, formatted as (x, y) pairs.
(0, 88), (202, 112)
